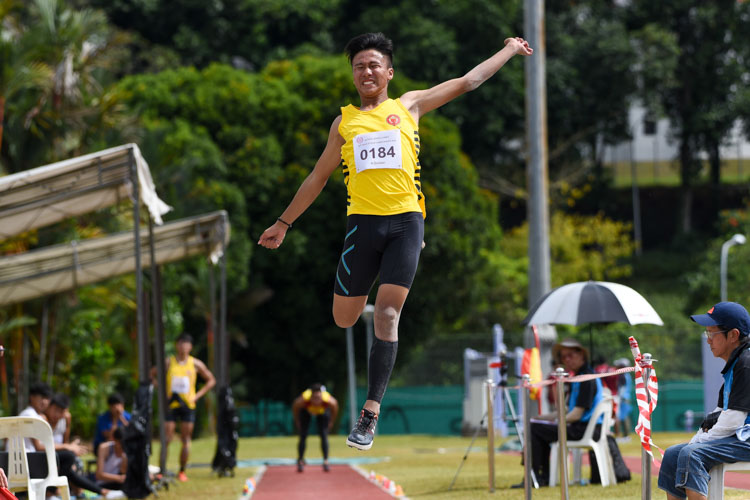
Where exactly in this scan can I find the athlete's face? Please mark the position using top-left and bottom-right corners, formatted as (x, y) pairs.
(310, 390), (323, 406)
(351, 49), (393, 98)
(177, 339), (193, 356)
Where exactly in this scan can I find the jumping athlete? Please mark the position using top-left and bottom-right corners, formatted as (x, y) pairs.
(259, 32), (533, 450)
(291, 384), (339, 472)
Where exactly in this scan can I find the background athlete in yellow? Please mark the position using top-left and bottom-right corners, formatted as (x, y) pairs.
(153, 333), (216, 481)
(291, 384), (339, 472)
(259, 33), (533, 450)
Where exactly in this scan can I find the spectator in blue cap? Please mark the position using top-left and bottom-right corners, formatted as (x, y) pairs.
(658, 301), (750, 500)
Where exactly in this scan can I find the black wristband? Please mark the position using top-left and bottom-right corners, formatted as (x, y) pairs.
(277, 217), (292, 229)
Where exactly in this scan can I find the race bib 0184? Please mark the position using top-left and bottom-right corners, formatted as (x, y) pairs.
(171, 375), (190, 394)
(353, 129), (402, 173)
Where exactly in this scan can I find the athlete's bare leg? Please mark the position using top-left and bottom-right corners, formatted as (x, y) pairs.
(163, 420), (176, 459)
(332, 294), (368, 328)
(179, 421), (194, 471)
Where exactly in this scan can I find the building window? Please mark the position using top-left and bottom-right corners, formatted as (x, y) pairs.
(643, 117), (657, 136)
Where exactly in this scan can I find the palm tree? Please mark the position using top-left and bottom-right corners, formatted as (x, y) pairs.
(0, 0), (52, 160)
(2, 0), (129, 171)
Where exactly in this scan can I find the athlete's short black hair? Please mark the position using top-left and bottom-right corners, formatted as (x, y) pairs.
(309, 383), (323, 393)
(177, 333), (193, 344)
(345, 32), (393, 67)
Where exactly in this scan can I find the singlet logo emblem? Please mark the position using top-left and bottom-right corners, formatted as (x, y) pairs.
(386, 114), (401, 126)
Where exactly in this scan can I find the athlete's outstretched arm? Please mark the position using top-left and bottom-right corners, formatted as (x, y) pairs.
(400, 37), (533, 121)
(258, 116), (345, 249)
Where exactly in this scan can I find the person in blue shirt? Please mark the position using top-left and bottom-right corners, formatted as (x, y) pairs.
(613, 357), (633, 438)
(93, 393), (131, 454)
(514, 338), (603, 488)
(659, 302), (750, 500)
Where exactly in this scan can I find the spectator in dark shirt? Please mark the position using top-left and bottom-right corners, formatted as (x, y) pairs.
(513, 338), (603, 488)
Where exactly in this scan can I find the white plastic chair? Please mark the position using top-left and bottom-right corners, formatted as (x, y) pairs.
(549, 395), (617, 487)
(708, 461), (750, 499)
(0, 416), (71, 500)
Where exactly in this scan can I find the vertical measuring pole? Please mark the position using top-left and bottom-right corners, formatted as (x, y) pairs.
(486, 379), (496, 492)
(555, 367), (569, 500)
(522, 374), (533, 500)
(641, 353), (653, 500)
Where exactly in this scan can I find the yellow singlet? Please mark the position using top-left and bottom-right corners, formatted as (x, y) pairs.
(301, 389), (332, 416)
(166, 355), (197, 410)
(339, 98), (425, 218)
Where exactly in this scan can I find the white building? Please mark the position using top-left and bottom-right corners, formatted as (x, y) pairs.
(604, 105), (749, 165)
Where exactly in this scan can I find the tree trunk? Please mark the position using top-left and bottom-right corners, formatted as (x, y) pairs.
(679, 135), (694, 234)
(0, 96), (5, 156)
(709, 141), (721, 187)
(46, 301), (57, 386)
(39, 299), (49, 382)
(14, 304), (24, 413)
(708, 141), (721, 225)
(0, 332), (8, 411)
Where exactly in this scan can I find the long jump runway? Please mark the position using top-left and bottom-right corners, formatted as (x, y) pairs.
(251, 464), (397, 500)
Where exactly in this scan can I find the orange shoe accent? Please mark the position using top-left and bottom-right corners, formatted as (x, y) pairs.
(177, 471), (188, 482)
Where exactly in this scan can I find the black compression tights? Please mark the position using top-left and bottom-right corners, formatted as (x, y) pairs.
(366, 338), (398, 404)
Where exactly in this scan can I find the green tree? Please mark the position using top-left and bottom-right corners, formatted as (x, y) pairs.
(83, 0), (342, 70)
(0, 0), (52, 160)
(1, 0), (169, 422)
(545, 3), (637, 198)
(81, 1), (647, 207)
(497, 210), (635, 318)
(626, 1), (750, 233)
(686, 206), (750, 314)
(1, 0), (130, 173)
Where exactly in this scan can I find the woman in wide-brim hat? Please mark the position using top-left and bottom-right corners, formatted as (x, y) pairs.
(552, 338), (590, 369)
(513, 337), (603, 488)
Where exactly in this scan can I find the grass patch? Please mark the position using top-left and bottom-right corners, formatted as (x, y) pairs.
(147, 432), (750, 498)
(607, 159), (750, 188)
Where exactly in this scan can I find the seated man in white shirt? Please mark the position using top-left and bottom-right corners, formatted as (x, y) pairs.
(18, 382), (53, 452)
(21, 386), (124, 499)
(658, 302), (750, 500)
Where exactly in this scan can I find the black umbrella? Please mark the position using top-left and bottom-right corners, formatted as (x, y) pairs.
(522, 280), (663, 355)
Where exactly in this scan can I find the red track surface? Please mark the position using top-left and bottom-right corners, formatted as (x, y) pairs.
(251, 464), (395, 500)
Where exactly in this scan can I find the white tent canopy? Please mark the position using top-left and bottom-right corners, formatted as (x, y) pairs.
(0, 143), (171, 240)
(0, 211), (230, 307)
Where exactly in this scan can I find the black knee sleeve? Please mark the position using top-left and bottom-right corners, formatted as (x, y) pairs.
(366, 338), (398, 404)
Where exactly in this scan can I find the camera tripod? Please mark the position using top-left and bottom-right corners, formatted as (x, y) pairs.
(449, 354), (540, 490)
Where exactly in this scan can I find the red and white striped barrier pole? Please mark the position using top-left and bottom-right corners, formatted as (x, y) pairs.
(629, 336), (663, 500)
